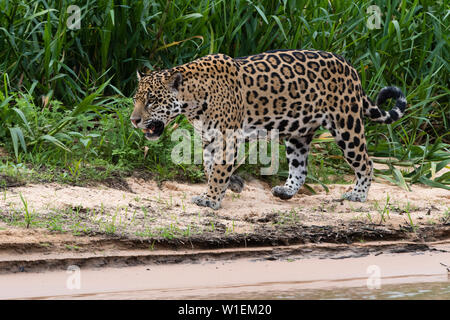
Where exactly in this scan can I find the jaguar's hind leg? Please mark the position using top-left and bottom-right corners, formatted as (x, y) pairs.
(272, 135), (313, 200)
(229, 174), (244, 193)
(329, 114), (373, 202)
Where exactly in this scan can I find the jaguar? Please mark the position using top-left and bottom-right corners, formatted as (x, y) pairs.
(131, 49), (406, 210)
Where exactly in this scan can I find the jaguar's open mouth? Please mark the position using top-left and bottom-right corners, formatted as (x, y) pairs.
(142, 120), (165, 140)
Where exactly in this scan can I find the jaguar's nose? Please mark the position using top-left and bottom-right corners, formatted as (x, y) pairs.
(130, 116), (141, 128)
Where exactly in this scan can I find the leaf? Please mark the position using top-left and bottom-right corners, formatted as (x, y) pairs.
(70, 79), (111, 117)
(109, 9), (115, 26)
(271, 15), (287, 41)
(435, 172), (450, 184)
(48, 74), (67, 82)
(418, 176), (450, 190)
(391, 20), (403, 51)
(376, 174), (400, 186)
(254, 5), (269, 24)
(9, 127), (27, 160)
(303, 183), (317, 195)
(156, 36), (204, 52)
(80, 138), (91, 148)
(40, 135), (71, 152)
(307, 175), (330, 193)
(436, 159), (450, 173)
(12, 107), (34, 137)
(68, 131), (84, 138)
(390, 164), (411, 191)
(182, 13), (203, 20)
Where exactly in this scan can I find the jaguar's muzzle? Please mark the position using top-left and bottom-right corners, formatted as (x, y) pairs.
(142, 120), (165, 140)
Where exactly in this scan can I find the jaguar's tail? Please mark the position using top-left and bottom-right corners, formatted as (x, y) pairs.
(363, 86), (407, 124)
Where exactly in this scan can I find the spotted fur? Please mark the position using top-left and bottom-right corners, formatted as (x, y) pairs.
(131, 49), (407, 210)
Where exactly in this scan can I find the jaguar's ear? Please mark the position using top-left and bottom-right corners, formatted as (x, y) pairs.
(168, 72), (183, 92)
(136, 70), (144, 81)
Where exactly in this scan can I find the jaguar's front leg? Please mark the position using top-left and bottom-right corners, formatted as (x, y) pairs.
(192, 130), (237, 210)
(201, 136), (243, 194)
(191, 162), (234, 210)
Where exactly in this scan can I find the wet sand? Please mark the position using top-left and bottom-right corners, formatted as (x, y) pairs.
(1, 243), (449, 299)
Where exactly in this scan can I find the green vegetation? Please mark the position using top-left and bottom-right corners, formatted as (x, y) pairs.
(0, 0), (448, 189)
(19, 193), (36, 228)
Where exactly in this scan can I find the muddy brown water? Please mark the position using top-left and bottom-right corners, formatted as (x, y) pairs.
(1, 243), (449, 300)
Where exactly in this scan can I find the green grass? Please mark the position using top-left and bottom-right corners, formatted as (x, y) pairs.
(19, 193), (35, 228)
(0, 0), (448, 190)
(374, 194), (391, 223)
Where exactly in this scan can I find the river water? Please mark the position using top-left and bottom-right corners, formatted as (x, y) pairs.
(1, 245), (449, 300)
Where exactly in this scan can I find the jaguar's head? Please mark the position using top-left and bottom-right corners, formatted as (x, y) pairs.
(131, 70), (183, 140)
